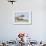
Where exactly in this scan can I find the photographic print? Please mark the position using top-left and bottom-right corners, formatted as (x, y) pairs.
(13, 11), (32, 25)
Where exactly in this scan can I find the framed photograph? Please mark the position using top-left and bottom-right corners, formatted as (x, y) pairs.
(13, 10), (32, 25)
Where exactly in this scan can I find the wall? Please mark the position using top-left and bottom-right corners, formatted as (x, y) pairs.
(0, 0), (46, 41)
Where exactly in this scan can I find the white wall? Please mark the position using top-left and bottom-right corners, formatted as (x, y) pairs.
(0, 0), (46, 41)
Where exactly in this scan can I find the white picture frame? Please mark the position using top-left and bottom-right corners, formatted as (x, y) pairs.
(13, 10), (32, 25)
